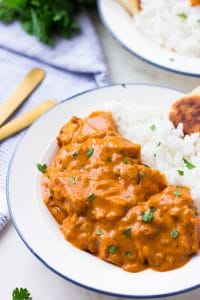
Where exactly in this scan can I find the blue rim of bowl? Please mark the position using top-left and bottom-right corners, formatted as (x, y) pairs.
(7, 83), (200, 299)
(97, 0), (200, 78)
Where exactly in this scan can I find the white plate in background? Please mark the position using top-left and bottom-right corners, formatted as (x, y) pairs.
(98, 0), (200, 77)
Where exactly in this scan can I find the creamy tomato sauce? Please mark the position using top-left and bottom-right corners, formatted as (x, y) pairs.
(42, 111), (200, 272)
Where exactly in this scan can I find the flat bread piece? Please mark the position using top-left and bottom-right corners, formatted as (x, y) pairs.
(169, 86), (200, 135)
(117, 0), (140, 15)
(189, 0), (200, 6)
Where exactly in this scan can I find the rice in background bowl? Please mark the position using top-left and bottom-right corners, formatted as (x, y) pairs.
(133, 0), (200, 58)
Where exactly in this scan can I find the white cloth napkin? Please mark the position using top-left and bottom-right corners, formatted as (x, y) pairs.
(0, 12), (110, 231)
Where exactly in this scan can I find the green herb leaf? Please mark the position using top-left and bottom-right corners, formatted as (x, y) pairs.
(124, 227), (131, 238)
(157, 142), (161, 147)
(69, 176), (76, 183)
(37, 163), (47, 173)
(66, 149), (70, 153)
(143, 164), (150, 168)
(125, 251), (132, 256)
(141, 209), (154, 223)
(5, 0), (25, 9)
(86, 147), (94, 158)
(95, 229), (103, 236)
(174, 190), (181, 198)
(150, 124), (156, 131)
(137, 172), (146, 184)
(177, 169), (184, 176)
(183, 158), (196, 170)
(171, 228), (179, 239)
(106, 156), (112, 162)
(87, 193), (95, 202)
(73, 151), (79, 157)
(108, 245), (117, 254)
(150, 207), (156, 212)
(177, 12), (187, 20)
(12, 287), (32, 300)
(124, 157), (128, 164)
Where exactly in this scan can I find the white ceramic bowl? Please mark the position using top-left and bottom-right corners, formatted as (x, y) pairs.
(98, 0), (200, 77)
(7, 84), (200, 298)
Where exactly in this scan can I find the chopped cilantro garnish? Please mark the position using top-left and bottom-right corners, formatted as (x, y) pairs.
(108, 245), (117, 254)
(137, 172), (146, 184)
(125, 251), (132, 256)
(177, 12), (187, 20)
(107, 156), (112, 162)
(157, 142), (161, 147)
(69, 176), (76, 183)
(86, 148), (94, 158)
(141, 209), (154, 223)
(183, 158), (195, 170)
(150, 207), (156, 213)
(143, 164), (150, 168)
(95, 229), (103, 236)
(87, 193), (95, 202)
(171, 228), (179, 239)
(150, 124), (156, 131)
(73, 151), (79, 157)
(12, 287), (31, 300)
(124, 157), (128, 164)
(174, 190), (181, 198)
(37, 163), (47, 173)
(177, 169), (184, 176)
(124, 227), (131, 238)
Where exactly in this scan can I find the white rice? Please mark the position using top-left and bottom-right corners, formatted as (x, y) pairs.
(132, 0), (200, 58)
(94, 101), (200, 212)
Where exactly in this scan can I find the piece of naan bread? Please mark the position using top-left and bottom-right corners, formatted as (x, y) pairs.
(169, 86), (200, 135)
(117, 0), (140, 15)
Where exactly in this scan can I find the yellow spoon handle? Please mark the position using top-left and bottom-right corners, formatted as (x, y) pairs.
(0, 68), (45, 126)
(0, 100), (57, 141)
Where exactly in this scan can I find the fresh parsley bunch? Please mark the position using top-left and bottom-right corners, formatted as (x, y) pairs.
(0, 0), (96, 45)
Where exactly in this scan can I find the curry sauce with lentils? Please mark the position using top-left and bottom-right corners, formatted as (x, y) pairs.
(41, 111), (200, 272)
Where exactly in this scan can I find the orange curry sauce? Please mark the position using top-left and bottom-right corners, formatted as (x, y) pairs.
(42, 111), (200, 272)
